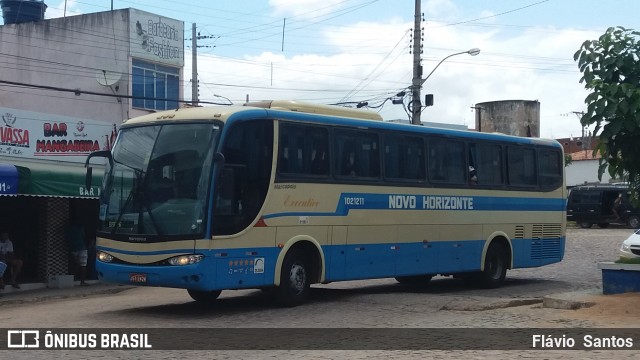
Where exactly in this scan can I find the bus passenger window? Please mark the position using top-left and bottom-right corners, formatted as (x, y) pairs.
(469, 166), (478, 185)
(429, 139), (464, 184)
(311, 146), (329, 175)
(507, 147), (536, 186)
(343, 151), (356, 176)
(384, 134), (424, 181)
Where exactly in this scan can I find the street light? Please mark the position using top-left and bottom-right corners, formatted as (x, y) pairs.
(411, 47), (480, 125)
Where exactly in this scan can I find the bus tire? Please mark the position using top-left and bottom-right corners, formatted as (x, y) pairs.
(395, 275), (433, 285)
(477, 242), (508, 289)
(578, 221), (593, 229)
(187, 289), (222, 303)
(628, 216), (640, 229)
(274, 248), (310, 307)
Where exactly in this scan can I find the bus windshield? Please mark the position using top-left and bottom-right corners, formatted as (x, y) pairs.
(98, 122), (220, 238)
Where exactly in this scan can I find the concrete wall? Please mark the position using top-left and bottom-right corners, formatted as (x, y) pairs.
(475, 100), (540, 137)
(0, 10), (132, 123)
(566, 159), (612, 187)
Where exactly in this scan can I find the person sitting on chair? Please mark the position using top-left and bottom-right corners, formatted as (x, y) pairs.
(0, 231), (22, 289)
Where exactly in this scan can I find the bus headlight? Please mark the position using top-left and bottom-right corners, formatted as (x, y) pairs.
(168, 254), (204, 266)
(97, 251), (114, 263)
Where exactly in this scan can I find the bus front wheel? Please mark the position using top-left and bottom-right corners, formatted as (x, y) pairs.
(188, 289), (222, 303)
(274, 248), (310, 307)
(477, 242), (508, 288)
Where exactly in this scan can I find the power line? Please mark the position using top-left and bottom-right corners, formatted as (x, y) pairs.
(0, 79), (228, 105)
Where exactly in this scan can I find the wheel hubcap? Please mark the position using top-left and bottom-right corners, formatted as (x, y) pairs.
(289, 263), (306, 294)
(489, 256), (502, 279)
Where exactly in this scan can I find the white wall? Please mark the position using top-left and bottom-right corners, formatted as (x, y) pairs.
(0, 10), (132, 123)
(0, 9), (185, 124)
(566, 159), (612, 187)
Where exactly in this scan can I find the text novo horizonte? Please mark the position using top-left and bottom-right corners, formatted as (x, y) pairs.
(388, 195), (474, 210)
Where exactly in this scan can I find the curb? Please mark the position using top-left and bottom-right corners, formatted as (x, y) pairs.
(542, 289), (600, 310)
(0, 285), (135, 307)
(440, 298), (542, 311)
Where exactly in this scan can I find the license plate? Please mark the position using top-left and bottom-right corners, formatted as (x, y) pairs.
(129, 273), (147, 283)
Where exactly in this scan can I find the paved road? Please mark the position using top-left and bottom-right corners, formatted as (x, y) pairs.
(0, 226), (637, 359)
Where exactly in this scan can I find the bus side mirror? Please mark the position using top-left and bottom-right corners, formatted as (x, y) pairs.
(214, 152), (225, 165)
(86, 167), (93, 189)
(85, 150), (113, 189)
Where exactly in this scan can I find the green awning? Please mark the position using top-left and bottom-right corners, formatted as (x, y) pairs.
(9, 164), (104, 198)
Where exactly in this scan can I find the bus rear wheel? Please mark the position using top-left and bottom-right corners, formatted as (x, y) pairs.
(274, 248), (310, 307)
(476, 242), (508, 288)
(395, 275), (433, 285)
(188, 289), (222, 303)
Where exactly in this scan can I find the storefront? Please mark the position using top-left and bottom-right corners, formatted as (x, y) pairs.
(0, 163), (103, 284)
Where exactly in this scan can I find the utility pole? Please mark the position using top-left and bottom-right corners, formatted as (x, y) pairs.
(192, 23), (198, 106)
(411, 0), (423, 125)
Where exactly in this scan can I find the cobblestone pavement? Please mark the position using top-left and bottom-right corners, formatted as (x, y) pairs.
(1, 226), (639, 359)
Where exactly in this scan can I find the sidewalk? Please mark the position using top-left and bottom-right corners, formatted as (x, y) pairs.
(0, 280), (134, 306)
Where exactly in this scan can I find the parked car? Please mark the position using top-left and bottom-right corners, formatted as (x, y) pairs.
(566, 184), (640, 229)
(620, 229), (640, 259)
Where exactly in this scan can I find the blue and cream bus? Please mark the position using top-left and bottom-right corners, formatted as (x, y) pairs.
(86, 100), (566, 306)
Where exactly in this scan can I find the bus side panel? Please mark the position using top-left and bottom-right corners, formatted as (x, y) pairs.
(344, 225), (396, 279)
(395, 225), (484, 276)
(511, 236), (565, 268)
(212, 247), (280, 289)
(211, 227), (279, 289)
(395, 225), (438, 276)
(326, 226), (347, 281)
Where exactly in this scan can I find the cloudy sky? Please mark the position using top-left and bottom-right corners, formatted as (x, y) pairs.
(36, 0), (640, 138)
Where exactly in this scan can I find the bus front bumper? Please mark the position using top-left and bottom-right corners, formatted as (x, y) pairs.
(95, 261), (214, 291)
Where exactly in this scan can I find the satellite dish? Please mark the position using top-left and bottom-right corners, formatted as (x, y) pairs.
(96, 70), (121, 86)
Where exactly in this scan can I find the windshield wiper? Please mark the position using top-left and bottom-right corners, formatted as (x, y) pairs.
(109, 159), (165, 236)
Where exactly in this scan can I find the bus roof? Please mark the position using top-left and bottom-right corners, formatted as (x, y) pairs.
(244, 100), (383, 121)
(120, 101), (561, 148)
(122, 100), (382, 127)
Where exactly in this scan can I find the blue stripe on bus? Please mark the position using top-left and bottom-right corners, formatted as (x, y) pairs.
(263, 193), (565, 219)
(95, 236), (564, 290)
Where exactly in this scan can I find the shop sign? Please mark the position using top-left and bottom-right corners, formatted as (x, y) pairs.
(0, 107), (116, 164)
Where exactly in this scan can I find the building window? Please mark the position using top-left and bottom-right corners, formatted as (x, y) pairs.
(132, 59), (180, 111)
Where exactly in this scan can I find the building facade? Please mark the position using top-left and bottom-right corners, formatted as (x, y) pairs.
(0, 8), (185, 284)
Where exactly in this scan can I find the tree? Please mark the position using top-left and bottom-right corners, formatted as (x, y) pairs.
(564, 154), (573, 167)
(574, 26), (640, 204)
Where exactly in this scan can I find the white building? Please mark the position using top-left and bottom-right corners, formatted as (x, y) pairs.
(565, 150), (613, 187)
(0, 7), (185, 284)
